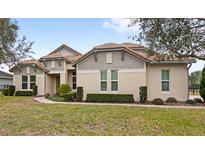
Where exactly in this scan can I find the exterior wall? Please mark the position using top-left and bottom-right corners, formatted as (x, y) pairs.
(44, 60), (65, 71)
(45, 74), (54, 95)
(67, 71), (72, 88)
(78, 51), (144, 70)
(13, 66), (45, 95)
(146, 64), (188, 101)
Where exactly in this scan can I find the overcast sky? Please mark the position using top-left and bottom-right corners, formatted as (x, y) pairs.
(1, 18), (204, 73)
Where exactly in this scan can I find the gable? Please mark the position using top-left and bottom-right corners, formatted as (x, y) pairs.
(58, 48), (75, 56)
(77, 51), (145, 70)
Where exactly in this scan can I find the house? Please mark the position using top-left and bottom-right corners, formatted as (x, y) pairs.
(10, 43), (196, 101)
(9, 44), (82, 95)
(0, 70), (13, 89)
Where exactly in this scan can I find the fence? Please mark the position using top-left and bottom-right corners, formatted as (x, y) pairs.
(189, 84), (200, 95)
(0, 85), (11, 90)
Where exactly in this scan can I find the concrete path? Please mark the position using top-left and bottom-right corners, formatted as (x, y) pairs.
(34, 97), (205, 109)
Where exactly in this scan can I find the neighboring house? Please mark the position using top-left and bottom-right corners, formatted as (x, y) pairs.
(10, 44), (82, 95)
(0, 70), (13, 89)
(10, 43), (196, 101)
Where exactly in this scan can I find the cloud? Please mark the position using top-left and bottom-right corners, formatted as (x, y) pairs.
(102, 18), (139, 34)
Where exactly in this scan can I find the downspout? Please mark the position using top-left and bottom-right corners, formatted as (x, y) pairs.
(187, 64), (192, 99)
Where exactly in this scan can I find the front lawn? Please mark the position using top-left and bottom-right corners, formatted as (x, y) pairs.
(0, 96), (205, 135)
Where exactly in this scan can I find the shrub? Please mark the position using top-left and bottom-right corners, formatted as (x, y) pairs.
(15, 91), (33, 96)
(8, 85), (15, 96)
(45, 93), (50, 98)
(57, 84), (71, 96)
(139, 86), (147, 103)
(200, 66), (205, 102)
(63, 92), (75, 102)
(166, 97), (177, 103)
(76, 87), (83, 101)
(73, 92), (77, 99)
(2, 89), (9, 96)
(86, 94), (134, 103)
(193, 98), (203, 103)
(32, 85), (38, 96)
(185, 99), (196, 105)
(152, 98), (164, 105)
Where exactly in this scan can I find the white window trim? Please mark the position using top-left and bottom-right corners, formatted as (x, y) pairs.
(161, 69), (170, 93)
(22, 75), (28, 89)
(30, 75), (36, 89)
(111, 70), (119, 92)
(100, 70), (108, 92)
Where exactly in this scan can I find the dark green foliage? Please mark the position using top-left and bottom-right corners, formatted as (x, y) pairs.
(32, 85), (38, 96)
(2, 89), (9, 96)
(193, 98), (203, 103)
(152, 98), (164, 105)
(200, 66), (205, 101)
(86, 94), (134, 103)
(185, 99), (196, 105)
(8, 85), (15, 96)
(45, 93), (50, 98)
(76, 87), (83, 101)
(72, 92), (77, 99)
(15, 91), (33, 96)
(57, 84), (71, 96)
(139, 86), (147, 103)
(189, 71), (202, 85)
(63, 93), (75, 102)
(166, 97), (177, 103)
(48, 96), (64, 102)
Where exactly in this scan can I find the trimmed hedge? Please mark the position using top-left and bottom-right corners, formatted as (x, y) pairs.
(57, 84), (71, 96)
(2, 89), (9, 96)
(76, 87), (83, 101)
(45, 93), (50, 98)
(152, 98), (164, 105)
(86, 94), (134, 103)
(15, 91), (33, 96)
(139, 86), (147, 103)
(166, 97), (177, 103)
(63, 92), (75, 102)
(194, 98), (203, 103)
(8, 85), (15, 96)
(185, 99), (196, 105)
(33, 85), (38, 96)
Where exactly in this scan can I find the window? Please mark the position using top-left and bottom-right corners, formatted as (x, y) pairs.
(161, 70), (170, 92)
(72, 71), (76, 89)
(30, 75), (36, 89)
(111, 70), (118, 91)
(106, 52), (112, 63)
(51, 61), (55, 68)
(100, 70), (107, 91)
(22, 76), (28, 89)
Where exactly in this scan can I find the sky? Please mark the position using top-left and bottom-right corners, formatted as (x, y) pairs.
(1, 18), (204, 73)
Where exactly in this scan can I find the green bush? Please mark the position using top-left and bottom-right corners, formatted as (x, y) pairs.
(193, 98), (203, 103)
(48, 96), (64, 102)
(200, 66), (205, 102)
(45, 93), (50, 98)
(76, 87), (83, 101)
(86, 94), (134, 103)
(139, 86), (147, 103)
(63, 92), (75, 102)
(32, 85), (38, 96)
(73, 92), (77, 99)
(2, 89), (9, 96)
(57, 84), (71, 96)
(166, 97), (177, 103)
(152, 98), (164, 105)
(185, 99), (196, 105)
(8, 85), (15, 96)
(15, 91), (33, 96)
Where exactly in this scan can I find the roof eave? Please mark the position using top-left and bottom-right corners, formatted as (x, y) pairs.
(150, 60), (197, 64)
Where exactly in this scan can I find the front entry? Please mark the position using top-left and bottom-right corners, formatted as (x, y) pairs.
(56, 75), (60, 91)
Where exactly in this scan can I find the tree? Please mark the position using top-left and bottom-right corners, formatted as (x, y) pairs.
(129, 18), (205, 60)
(189, 70), (202, 85)
(200, 66), (205, 101)
(0, 18), (34, 67)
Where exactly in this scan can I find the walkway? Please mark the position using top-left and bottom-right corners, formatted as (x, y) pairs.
(34, 97), (205, 109)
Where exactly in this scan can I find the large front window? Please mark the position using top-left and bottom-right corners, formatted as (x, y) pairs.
(161, 70), (170, 92)
(100, 70), (107, 91)
(111, 70), (118, 91)
(22, 76), (28, 89)
(30, 75), (36, 89)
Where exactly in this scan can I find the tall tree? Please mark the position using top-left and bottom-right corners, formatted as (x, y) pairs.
(0, 18), (34, 67)
(189, 70), (202, 85)
(200, 66), (205, 101)
(129, 18), (205, 60)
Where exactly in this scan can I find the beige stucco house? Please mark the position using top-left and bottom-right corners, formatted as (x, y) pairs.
(10, 43), (196, 101)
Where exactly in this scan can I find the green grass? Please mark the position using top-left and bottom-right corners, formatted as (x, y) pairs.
(0, 96), (205, 135)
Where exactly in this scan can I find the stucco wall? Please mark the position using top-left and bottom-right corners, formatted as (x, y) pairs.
(146, 63), (188, 101)
(45, 60), (65, 71)
(78, 51), (144, 70)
